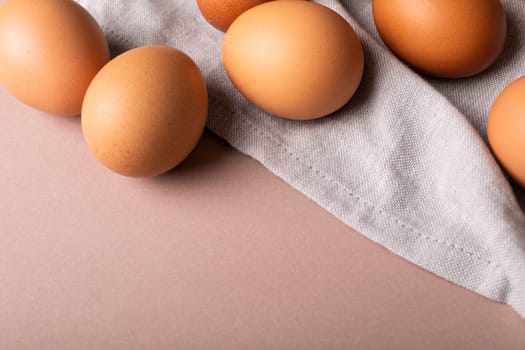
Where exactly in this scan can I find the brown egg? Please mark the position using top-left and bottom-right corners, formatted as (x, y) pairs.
(372, 0), (506, 78)
(81, 46), (208, 178)
(196, 0), (272, 32)
(222, 1), (364, 120)
(487, 76), (525, 187)
(0, 0), (110, 115)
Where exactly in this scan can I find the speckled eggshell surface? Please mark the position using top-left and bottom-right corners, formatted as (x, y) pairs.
(81, 46), (208, 178)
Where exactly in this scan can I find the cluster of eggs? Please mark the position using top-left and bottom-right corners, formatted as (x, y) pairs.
(0, 0), (208, 177)
(0, 0), (522, 186)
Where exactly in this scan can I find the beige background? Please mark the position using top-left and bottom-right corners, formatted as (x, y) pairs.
(1, 87), (524, 349)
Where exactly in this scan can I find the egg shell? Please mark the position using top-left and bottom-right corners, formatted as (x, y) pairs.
(81, 46), (208, 178)
(222, 0), (364, 120)
(487, 76), (525, 187)
(372, 0), (506, 78)
(196, 0), (272, 32)
(0, 0), (110, 115)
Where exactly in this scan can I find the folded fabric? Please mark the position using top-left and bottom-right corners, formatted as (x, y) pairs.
(77, 0), (525, 318)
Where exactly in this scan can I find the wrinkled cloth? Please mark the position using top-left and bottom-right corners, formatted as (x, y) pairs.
(77, 0), (525, 318)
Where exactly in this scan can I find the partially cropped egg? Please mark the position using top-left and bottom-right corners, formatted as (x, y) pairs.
(81, 46), (208, 178)
(0, 0), (110, 115)
(196, 0), (272, 32)
(372, 0), (506, 78)
(222, 1), (364, 120)
(487, 76), (525, 187)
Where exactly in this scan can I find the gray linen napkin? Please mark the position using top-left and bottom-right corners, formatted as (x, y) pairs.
(77, 0), (525, 318)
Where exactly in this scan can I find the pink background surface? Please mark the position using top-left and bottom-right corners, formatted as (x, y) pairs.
(1, 86), (525, 349)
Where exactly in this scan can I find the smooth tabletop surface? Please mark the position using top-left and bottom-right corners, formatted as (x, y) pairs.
(1, 87), (524, 349)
